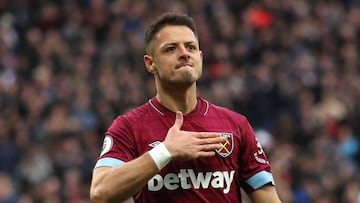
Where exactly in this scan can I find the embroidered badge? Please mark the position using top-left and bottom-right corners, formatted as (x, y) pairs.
(254, 139), (269, 164)
(100, 135), (113, 157)
(216, 133), (234, 157)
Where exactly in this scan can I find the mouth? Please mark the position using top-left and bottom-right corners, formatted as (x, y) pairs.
(175, 63), (193, 69)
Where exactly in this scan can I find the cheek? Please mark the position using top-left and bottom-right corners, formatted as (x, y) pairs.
(198, 58), (203, 68)
(154, 64), (171, 78)
(155, 58), (173, 73)
(195, 57), (203, 71)
(156, 68), (167, 77)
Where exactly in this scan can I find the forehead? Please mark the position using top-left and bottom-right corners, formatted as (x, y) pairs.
(154, 25), (198, 45)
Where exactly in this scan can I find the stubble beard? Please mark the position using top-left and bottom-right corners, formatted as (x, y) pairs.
(157, 70), (200, 92)
(172, 68), (202, 85)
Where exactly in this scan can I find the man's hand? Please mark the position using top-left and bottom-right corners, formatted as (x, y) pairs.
(164, 111), (226, 160)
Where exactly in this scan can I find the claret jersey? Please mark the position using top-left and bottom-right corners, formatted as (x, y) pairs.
(95, 97), (275, 203)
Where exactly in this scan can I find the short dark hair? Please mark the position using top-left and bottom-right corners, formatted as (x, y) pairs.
(144, 12), (198, 55)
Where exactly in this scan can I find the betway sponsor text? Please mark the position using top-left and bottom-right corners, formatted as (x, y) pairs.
(148, 169), (235, 194)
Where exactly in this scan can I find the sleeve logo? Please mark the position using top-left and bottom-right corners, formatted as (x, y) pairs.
(100, 135), (113, 157)
(254, 139), (269, 164)
(216, 133), (234, 158)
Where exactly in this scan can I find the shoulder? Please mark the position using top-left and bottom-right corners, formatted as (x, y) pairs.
(122, 102), (153, 121)
(207, 100), (249, 125)
(109, 101), (154, 131)
(203, 99), (256, 138)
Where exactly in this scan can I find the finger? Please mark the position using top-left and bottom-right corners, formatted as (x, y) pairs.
(196, 136), (227, 144)
(194, 132), (222, 139)
(197, 151), (216, 157)
(198, 137), (223, 145)
(172, 111), (183, 130)
(203, 143), (223, 151)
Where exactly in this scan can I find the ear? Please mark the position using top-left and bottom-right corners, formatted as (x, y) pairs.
(144, 55), (157, 74)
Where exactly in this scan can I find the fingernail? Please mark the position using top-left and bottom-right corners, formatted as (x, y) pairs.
(176, 112), (180, 119)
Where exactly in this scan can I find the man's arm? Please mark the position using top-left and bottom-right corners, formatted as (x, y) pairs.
(90, 153), (159, 203)
(248, 185), (282, 203)
(90, 111), (226, 203)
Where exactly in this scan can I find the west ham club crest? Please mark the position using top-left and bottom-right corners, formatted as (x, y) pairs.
(216, 133), (234, 157)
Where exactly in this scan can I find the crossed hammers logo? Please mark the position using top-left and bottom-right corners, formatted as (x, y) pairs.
(218, 139), (231, 153)
(216, 133), (233, 157)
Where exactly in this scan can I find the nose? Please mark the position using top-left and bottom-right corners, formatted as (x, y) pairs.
(178, 45), (190, 60)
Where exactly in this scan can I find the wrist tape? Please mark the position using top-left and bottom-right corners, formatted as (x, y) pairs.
(149, 143), (172, 170)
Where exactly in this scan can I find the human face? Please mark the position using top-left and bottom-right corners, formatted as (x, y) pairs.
(144, 25), (203, 86)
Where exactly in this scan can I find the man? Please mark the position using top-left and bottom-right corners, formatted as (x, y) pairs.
(90, 12), (281, 203)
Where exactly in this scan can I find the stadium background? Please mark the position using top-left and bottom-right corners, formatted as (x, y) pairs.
(0, 0), (359, 202)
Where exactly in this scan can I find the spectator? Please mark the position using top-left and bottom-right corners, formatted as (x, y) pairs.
(0, 0), (358, 202)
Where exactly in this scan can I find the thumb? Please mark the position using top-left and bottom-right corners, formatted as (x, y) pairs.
(172, 111), (183, 130)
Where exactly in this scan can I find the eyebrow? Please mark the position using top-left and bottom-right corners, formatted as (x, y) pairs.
(160, 41), (197, 48)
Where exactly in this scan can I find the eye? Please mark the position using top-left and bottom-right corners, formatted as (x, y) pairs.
(187, 44), (197, 51)
(165, 46), (176, 52)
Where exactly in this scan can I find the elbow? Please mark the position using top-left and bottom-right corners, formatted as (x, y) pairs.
(90, 185), (130, 203)
(90, 185), (108, 203)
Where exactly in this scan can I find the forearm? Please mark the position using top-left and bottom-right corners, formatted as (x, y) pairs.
(249, 185), (282, 203)
(90, 152), (159, 203)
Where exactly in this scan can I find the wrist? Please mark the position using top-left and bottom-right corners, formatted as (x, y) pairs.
(148, 143), (173, 170)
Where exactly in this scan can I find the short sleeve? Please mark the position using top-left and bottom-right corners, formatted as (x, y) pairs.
(94, 116), (136, 168)
(239, 119), (275, 193)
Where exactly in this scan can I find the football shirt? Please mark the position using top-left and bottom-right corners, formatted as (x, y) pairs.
(95, 97), (275, 202)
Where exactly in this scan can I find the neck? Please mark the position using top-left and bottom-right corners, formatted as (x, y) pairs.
(156, 83), (198, 115)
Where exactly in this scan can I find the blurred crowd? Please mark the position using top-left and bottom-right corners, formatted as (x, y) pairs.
(0, 0), (359, 202)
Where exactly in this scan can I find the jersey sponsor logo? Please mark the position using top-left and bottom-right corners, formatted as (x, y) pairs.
(216, 133), (234, 157)
(148, 169), (235, 194)
(100, 135), (113, 157)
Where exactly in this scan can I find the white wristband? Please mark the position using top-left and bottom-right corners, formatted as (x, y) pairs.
(149, 143), (172, 170)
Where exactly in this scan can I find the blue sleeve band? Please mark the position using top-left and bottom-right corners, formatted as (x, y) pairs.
(94, 157), (125, 168)
(246, 171), (275, 189)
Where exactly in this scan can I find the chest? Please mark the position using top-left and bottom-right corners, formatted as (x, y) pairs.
(132, 117), (241, 171)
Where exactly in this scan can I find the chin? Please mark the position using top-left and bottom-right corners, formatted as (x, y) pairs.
(179, 74), (200, 84)
(169, 77), (197, 86)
